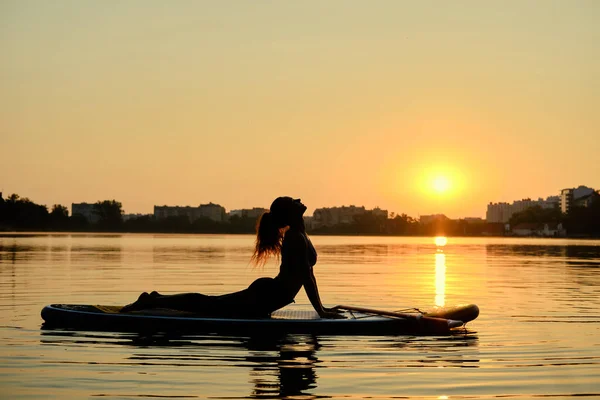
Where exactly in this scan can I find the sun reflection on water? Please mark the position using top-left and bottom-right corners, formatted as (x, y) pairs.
(434, 236), (447, 307)
(434, 236), (448, 247)
(435, 252), (446, 307)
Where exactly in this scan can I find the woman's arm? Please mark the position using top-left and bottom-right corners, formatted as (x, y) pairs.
(303, 266), (325, 315)
(303, 267), (342, 318)
(286, 232), (343, 319)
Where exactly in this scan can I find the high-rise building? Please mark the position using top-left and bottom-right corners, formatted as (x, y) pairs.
(486, 202), (512, 223)
(560, 186), (595, 214)
(560, 189), (574, 214)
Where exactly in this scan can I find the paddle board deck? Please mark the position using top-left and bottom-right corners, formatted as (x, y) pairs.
(41, 303), (478, 336)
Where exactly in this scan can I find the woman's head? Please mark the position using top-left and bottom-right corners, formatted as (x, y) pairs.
(251, 197), (307, 265)
(269, 197), (307, 226)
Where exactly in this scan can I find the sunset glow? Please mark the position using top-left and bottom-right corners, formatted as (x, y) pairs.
(413, 167), (464, 206)
(1, 2), (598, 220)
(1, 3), (599, 399)
(432, 176), (451, 194)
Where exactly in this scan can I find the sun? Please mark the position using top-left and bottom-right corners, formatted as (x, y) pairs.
(412, 165), (463, 199)
(431, 176), (451, 194)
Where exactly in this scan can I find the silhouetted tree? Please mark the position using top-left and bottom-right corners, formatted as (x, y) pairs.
(93, 200), (123, 231)
(563, 201), (600, 236)
(0, 193), (49, 230)
(50, 204), (70, 230)
(123, 215), (156, 232)
(70, 214), (89, 231)
(228, 215), (258, 234)
(509, 205), (562, 227)
(385, 213), (419, 235)
(190, 217), (226, 233)
(156, 215), (191, 233)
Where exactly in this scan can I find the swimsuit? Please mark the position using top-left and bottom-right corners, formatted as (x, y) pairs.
(208, 233), (317, 317)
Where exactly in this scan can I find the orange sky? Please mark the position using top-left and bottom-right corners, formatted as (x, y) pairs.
(1, 2), (598, 218)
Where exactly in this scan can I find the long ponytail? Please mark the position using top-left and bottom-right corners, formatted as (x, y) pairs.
(251, 211), (284, 266)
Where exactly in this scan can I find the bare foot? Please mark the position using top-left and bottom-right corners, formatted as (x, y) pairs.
(120, 292), (153, 313)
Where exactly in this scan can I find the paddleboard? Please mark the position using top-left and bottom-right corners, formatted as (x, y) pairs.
(41, 303), (478, 336)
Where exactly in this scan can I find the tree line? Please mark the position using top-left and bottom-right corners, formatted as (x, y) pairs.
(0, 194), (267, 233)
(0, 193), (494, 235)
(1, 193), (598, 237)
(508, 203), (600, 237)
(0, 194), (124, 232)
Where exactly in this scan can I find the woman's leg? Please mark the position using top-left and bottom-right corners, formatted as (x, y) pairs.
(121, 291), (214, 313)
(120, 278), (279, 316)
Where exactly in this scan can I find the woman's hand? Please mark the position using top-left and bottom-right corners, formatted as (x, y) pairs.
(320, 307), (346, 319)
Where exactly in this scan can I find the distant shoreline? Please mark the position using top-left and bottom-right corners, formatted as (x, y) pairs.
(1, 230), (599, 239)
(4, 192), (599, 239)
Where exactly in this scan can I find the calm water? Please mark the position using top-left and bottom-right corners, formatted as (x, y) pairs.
(1, 234), (599, 399)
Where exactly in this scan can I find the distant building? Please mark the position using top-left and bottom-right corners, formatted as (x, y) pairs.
(303, 216), (314, 230)
(512, 222), (564, 237)
(313, 205), (365, 228)
(312, 205), (387, 228)
(123, 213), (152, 221)
(512, 223), (539, 236)
(198, 203), (227, 222)
(560, 189), (574, 214)
(486, 202), (511, 223)
(561, 186), (595, 213)
(574, 191), (600, 208)
(419, 214), (449, 225)
(229, 208), (268, 220)
(154, 202), (226, 222)
(154, 205), (193, 220)
(229, 210), (242, 218)
(371, 207), (389, 219)
(72, 203), (100, 223)
(487, 196), (560, 223)
(546, 195), (560, 206)
(463, 217), (485, 224)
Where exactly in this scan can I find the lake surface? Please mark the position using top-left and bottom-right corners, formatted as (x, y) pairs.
(1, 233), (599, 399)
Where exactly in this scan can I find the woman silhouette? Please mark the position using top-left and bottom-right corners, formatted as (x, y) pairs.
(121, 197), (343, 319)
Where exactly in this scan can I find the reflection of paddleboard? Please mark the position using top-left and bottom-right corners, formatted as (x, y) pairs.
(41, 303), (479, 336)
